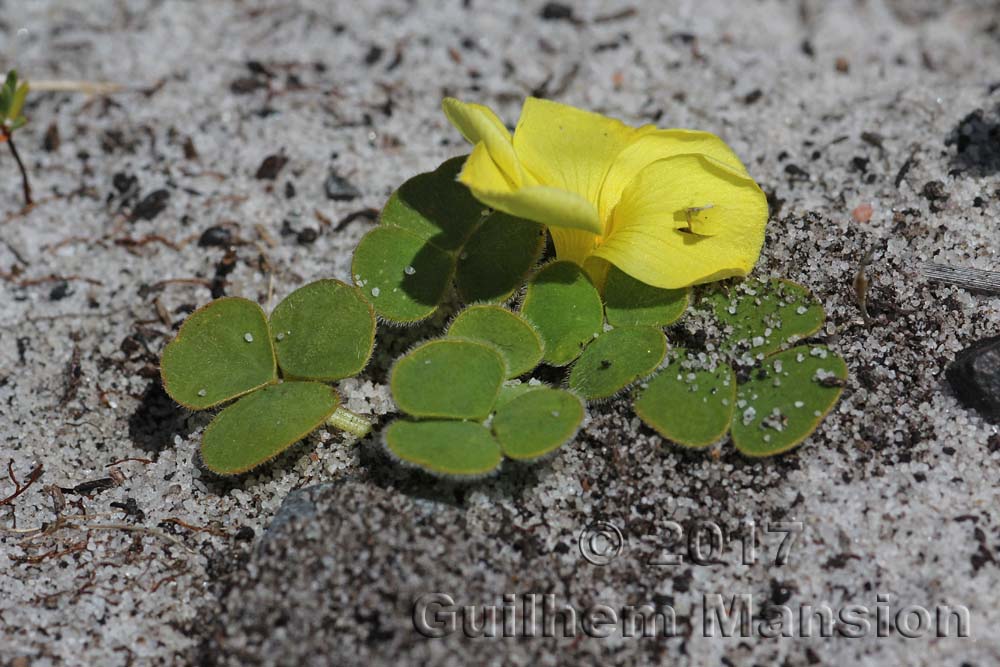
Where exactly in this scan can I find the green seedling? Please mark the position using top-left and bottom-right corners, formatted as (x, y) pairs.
(0, 70), (32, 206)
(568, 326), (667, 401)
(160, 279), (376, 474)
(634, 278), (847, 456)
(351, 157), (545, 323)
(520, 261), (604, 366)
(447, 305), (543, 379)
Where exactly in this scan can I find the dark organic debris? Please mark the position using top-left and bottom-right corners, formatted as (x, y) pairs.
(198, 226), (233, 248)
(43, 123), (60, 152)
(540, 2), (576, 22)
(60, 477), (116, 496)
(784, 163), (810, 181)
(920, 180), (949, 212)
(130, 189), (170, 222)
(111, 497), (146, 522)
(49, 280), (72, 301)
(255, 153), (289, 180)
(296, 228), (319, 245)
(324, 170), (361, 201)
(947, 336), (1000, 423)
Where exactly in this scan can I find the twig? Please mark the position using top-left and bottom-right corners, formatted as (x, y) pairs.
(921, 262), (1000, 295)
(105, 457), (154, 468)
(160, 517), (229, 537)
(0, 461), (43, 507)
(10, 540), (87, 564)
(29, 80), (125, 95)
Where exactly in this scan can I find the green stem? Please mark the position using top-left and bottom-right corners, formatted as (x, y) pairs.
(327, 406), (371, 438)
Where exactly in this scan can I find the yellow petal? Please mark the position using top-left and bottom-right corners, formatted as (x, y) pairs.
(598, 129), (750, 221)
(458, 142), (603, 235)
(512, 97), (645, 213)
(442, 98), (524, 188)
(592, 154), (768, 289)
(549, 227), (598, 267)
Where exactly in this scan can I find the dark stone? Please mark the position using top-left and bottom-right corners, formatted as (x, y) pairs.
(130, 189), (170, 221)
(255, 153), (289, 180)
(946, 106), (1000, 174)
(49, 281), (71, 301)
(234, 526), (256, 541)
(947, 336), (1000, 423)
(113, 172), (138, 194)
(363, 44), (383, 65)
(198, 225), (233, 247)
(324, 170), (361, 201)
(743, 89), (763, 105)
(540, 2), (575, 21)
(296, 227), (319, 244)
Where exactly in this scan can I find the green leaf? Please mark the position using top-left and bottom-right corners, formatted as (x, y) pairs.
(708, 278), (824, 359)
(201, 382), (339, 474)
(520, 261), (603, 367)
(9, 116), (25, 131)
(380, 156), (484, 251)
(633, 350), (736, 448)
(8, 82), (28, 123)
(455, 212), (544, 304)
(160, 297), (276, 409)
(391, 339), (505, 420)
(447, 305), (543, 379)
(730, 345), (847, 456)
(351, 225), (454, 323)
(568, 326), (667, 401)
(603, 265), (689, 327)
(384, 419), (502, 478)
(492, 387), (584, 460)
(269, 279), (375, 381)
(494, 381), (543, 410)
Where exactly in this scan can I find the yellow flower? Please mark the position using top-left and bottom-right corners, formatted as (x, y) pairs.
(442, 97), (768, 289)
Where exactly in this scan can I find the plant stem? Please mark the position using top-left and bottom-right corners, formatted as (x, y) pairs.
(5, 132), (32, 207)
(327, 406), (371, 438)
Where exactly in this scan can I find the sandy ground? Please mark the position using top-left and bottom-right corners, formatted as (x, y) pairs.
(1, 0), (1000, 665)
